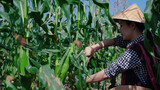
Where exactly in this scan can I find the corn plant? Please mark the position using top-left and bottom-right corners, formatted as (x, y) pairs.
(144, 0), (160, 89)
(144, 0), (160, 55)
(1, 0), (159, 90)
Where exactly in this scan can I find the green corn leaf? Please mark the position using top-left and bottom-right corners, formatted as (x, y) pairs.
(0, 0), (13, 12)
(106, 9), (117, 28)
(86, 12), (92, 26)
(40, 2), (48, 13)
(26, 66), (38, 74)
(77, 51), (89, 76)
(40, 49), (60, 53)
(54, 0), (70, 19)
(39, 65), (64, 89)
(66, 0), (74, 4)
(60, 44), (74, 82)
(154, 34), (160, 47)
(13, 0), (20, 9)
(144, 0), (153, 24)
(0, 43), (12, 50)
(19, 46), (30, 75)
(56, 46), (70, 77)
(73, 0), (85, 23)
(92, 0), (117, 28)
(30, 0), (41, 11)
(77, 50), (84, 59)
(70, 55), (82, 70)
(60, 56), (70, 82)
(150, 14), (158, 32)
(43, 0), (54, 13)
(144, 31), (154, 57)
(29, 11), (48, 33)
(54, 0), (72, 39)
(30, 58), (41, 68)
(66, 19), (72, 40)
(0, 27), (10, 33)
(103, 15), (111, 25)
(4, 81), (17, 90)
(13, 0), (26, 22)
(0, 12), (10, 23)
(81, 54), (89, 74)
(89, 0), (96, 28)
(92, 0), (109, 8)
(19, 0), (24, 24)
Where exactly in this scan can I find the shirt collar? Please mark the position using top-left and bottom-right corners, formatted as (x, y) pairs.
(127, 35), (144, 48)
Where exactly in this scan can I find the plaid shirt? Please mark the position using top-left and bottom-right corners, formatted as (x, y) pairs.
(104, 35), (148, 85)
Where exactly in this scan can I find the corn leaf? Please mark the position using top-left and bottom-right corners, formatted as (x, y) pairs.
(4, 81), (17, 90)
(39, 65), (64, 89)
(30, 58), (41, 68)
(0, 12), (10, 23)
(40, 49), (60, 53)
(92, 0), (109, 8)
(29, 11), (48, 32)
(59, 44), (73, 82)
(26, 66), (38, 74)
(18, 46), (30, 74)
(56, 46), (70, 76)
(144, 0), (153, 23)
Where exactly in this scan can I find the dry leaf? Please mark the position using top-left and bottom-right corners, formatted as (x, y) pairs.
(55, 77), (61, 86)
(45, 78), (50, 86)
(13, 32), (28, 46)
(6, 75), (15, 82)
(74, 40), (81, 48)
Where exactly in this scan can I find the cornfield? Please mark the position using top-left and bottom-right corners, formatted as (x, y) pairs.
(0, 0), (159, 89)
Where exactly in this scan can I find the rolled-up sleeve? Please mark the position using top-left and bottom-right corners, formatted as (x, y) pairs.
(104, 49), (142, 78)
(114, 35), (130, 48)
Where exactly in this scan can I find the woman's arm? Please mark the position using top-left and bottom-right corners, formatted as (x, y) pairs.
(92, 38), (114, 51)
(86, 69), (109, 83)
(84, 38), (114, 61)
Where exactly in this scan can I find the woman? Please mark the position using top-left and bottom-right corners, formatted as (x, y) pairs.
(84, 4), (155, 89)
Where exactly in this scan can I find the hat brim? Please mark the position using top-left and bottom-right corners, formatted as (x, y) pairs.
(113, 18), (145, 23)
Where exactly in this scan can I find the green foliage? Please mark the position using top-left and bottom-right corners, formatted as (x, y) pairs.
(2, 0), (158, 89)
(144, 0), (160, 49)
(4, 81), (17, 90)
(144, 0), (160, 89)
(59, 44), (73, 82)
(17, 46), (29, 75)
(39, 65), (64, 89)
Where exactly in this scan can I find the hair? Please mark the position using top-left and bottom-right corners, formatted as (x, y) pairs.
(125, 20), (145, 33)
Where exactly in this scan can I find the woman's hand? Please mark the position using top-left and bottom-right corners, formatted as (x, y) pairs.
(84, 38), (114, 62)
(84, 46), (95, 62)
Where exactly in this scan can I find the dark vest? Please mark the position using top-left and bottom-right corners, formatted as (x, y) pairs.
(121, 41), (154, 89)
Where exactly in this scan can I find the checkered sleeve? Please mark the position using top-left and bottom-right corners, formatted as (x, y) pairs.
(114, 35), (130, 48)
(104, 49), (142, 78)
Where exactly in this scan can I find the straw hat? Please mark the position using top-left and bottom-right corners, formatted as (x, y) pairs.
(112, 4), (145, 23)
